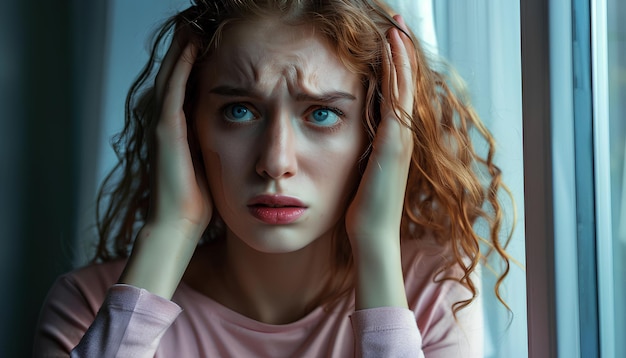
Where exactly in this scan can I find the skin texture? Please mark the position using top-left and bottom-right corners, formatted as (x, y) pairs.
(195, 19), (367, 254)
(120, 14), (415, 325)
(190, 19), (368, 323)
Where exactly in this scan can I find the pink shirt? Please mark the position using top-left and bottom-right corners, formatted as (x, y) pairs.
(34, 239), (483, 357)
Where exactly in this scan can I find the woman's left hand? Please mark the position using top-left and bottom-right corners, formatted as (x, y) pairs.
(346, 15), (415, 309)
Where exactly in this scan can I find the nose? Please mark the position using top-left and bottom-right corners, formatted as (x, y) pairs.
(255, 112), (298, 179)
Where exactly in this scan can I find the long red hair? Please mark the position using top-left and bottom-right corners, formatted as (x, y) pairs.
(95, 0), (513, 315)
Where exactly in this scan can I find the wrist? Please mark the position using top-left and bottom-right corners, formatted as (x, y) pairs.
(118, 222), (201, 299)
(353, 236), (408, 310)
(147, 216), (207, 241)
(349, 229), (401, 258)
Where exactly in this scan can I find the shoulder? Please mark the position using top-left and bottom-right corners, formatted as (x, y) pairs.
(400, 232), (465, 297)
(34, 260), (127, 353)
(43, 260), (126, 317)
(401, 234), (471, 306)
(401, 234), (483, 356)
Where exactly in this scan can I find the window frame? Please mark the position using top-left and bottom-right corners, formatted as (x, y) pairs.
(590, 0), (616, 356)
(523, 0), (618, 356)
(520, 0), (558, 356)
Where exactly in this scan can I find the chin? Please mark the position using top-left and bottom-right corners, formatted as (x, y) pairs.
(229, 225), (330, 255)
(251, 235), (320, 254)
(248, 241), (312, 254)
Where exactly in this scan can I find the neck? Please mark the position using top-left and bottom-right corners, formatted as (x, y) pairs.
(187, 230), (338, 325)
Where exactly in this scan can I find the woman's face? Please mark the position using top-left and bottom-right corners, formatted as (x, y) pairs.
(194, 18), (367, 253)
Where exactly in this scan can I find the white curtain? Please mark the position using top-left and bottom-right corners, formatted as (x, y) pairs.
(387, 1), (527, 357)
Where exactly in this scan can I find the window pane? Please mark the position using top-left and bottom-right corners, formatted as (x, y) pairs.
(607, 0), (626, 356)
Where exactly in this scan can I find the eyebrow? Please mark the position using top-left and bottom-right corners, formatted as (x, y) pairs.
(208, 85), (357, 102)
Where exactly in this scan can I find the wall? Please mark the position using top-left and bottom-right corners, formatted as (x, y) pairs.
(0, 1), (106, 356)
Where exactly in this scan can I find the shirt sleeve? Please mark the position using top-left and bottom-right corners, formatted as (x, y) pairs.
(350, 307), (426, 358)
(71, 284), (181, 357)
(34, 276), (181, 358)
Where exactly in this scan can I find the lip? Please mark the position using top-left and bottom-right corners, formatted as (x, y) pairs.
(247, 195), (306, 207)
(247, 195), (307, 224)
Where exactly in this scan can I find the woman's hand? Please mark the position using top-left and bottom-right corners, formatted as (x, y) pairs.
(152, 39), (212, 233)
(119, 36), (212, 299)
(346, 15), (415, 310)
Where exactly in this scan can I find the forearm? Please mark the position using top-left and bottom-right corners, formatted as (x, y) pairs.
(354, 238), (408, 310)
(118, 222), (201, 299)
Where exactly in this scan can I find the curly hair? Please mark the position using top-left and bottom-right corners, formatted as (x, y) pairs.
(94, 0), (513, 315)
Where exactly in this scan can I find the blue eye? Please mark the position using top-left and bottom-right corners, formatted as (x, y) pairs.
(307, 108), (342, 127)
(224, 104), (256, 122)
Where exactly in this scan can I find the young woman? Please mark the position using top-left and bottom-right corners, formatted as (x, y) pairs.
(34, 0), (511, 356)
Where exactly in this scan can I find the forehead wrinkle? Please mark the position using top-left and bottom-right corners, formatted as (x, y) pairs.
(206, 22), (356, 100)
(253, 59), (355, 102)
(208, 52), (358, 103)
(250, 53), (310, 97)
(209, 59), (255, 91)
(236, 51), (262, 86)
(281, 57), (329, 98)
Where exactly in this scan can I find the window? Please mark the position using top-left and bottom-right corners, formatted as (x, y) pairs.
(597, 0), (625, 356)
(533, 0), (626, 356)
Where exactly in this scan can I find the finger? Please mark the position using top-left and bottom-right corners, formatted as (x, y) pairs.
(373, 20), (414, 157)
(388, 27), (413, 113)
(393, 15), (417, 71)
(160, 43), (197, 136)
(393, 15), (410, 37)
(156, 41), (183, 103)
(382, 41), (398, 108)
(374, 38), (412, 155)
(155, 28), (192, 103)
(381, 29), (411, 137)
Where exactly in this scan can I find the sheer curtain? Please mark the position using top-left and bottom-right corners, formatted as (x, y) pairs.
(388, 1), (527, 357)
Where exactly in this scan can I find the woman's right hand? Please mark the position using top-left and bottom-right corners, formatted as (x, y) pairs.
(151, 37), (212, 234)
(118, 35), (212, 299)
